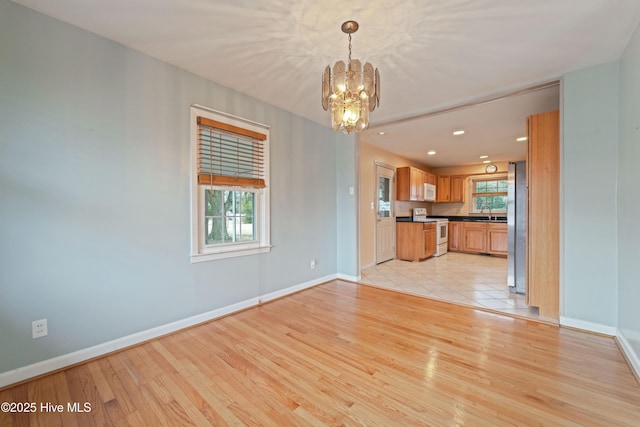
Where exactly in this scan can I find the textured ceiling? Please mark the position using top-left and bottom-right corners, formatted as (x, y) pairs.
(12, 0), (640, 167)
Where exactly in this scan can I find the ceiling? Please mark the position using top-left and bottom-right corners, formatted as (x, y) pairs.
(12, 0), (640, 167)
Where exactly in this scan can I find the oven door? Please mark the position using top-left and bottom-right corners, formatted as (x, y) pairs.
(437, 222), (448, 244)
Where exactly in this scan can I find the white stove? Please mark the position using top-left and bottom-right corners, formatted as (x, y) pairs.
(434, 218), (449, 257)
(412, 208), (437, 222)
(413, 209), (448, 257)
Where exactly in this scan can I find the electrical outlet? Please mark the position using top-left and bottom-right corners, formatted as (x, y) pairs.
(32, 319), (47, 339)
(310, 259), (316, 270)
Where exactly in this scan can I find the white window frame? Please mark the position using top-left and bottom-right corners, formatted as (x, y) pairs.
(190, 105), (271, 262)
(469, 174), (508, 214)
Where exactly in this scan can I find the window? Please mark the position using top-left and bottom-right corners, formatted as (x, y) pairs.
(190, 105), (270, 262)
(470, 176), (507, 213)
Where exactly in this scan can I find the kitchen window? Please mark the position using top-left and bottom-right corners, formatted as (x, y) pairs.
(470, 176), (507, 213)
(190, 105), (270, 262)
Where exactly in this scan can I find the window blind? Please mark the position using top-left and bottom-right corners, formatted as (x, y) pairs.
(197, 117), (266, 188)
(472, 178), (507, 198)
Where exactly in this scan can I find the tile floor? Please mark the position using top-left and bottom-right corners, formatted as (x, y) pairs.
(360, 252), (544, 321)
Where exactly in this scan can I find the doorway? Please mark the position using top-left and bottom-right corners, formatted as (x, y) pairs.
(375, 163), (395, 264)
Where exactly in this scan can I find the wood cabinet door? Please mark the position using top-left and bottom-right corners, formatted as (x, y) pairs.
(450, 175), (464, 203)
(436, 176), (450, 202)
(423, 224), (436, 258)
(487, 224), (508, 256)
(411, 168), (424, 201)
(396, 167), (411, 201)
(424, 172), (436, 185)
(448, 222), (461, 251)
(396, 222), (423, 262)
(463, 223), (487, 253)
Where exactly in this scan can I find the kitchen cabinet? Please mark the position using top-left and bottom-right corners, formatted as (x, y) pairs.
(435, 175), (464, 203)
(396, 167), (424, 201)
(396, 222), (436, 261)
(458, 222), (507, 256)
(436, 176), (450, 202)
(450, 175), (465, 203)
(526, 110), (560, 318)
(424, 225), (436, 259)
(462, 222), (487, 253)
(423, 172), (436, 185)
(487, 223), (508, 256)
(448, 222), (462, 252)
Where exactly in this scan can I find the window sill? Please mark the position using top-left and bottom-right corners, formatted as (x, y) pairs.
(190, 245), (272, 263)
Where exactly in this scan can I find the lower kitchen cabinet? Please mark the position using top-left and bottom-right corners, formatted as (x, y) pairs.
(396, 222), (436, 262)
(448, 222), (462, 252)
(487, 223), (508, 256)
(463, 223), (487, 253)
(453, 221), (508, 257)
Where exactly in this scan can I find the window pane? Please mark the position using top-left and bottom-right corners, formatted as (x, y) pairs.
(238, 192), (256, 241)
(205, 189), (224, 216)
(498, 180), (508, 191)
(378, 176), (391, 218)
(204, 189), (257, 246)
(475, 196), (487, 210)
(475, 182), (487, 193)
(205, 217), (226, 245)
(491, 195), (507, 210)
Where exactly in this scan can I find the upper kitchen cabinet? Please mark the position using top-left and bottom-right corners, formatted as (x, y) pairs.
(423, 172), (436, 185)
(526, 110), (560, 319)
(436, 176), (450, 202)
(397, 166), (424, 201)
(450, 175), (465, 203)
(435, 175), (464, 203)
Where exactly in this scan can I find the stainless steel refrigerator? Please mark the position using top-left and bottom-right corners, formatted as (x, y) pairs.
(508, 161), (526, 294)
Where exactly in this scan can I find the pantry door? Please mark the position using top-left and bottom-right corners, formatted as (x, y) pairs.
(376, 164), (395, 264)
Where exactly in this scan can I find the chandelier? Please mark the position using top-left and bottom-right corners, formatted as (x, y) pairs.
(322, 20), (380, 134)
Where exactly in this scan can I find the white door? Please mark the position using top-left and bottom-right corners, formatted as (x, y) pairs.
(376, 165), (395, 264)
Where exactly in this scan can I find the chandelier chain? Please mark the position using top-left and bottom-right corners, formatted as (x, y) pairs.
(348, 33), (352, 68)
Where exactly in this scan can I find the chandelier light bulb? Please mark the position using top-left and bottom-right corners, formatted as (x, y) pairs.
(321, 20), (380, 134)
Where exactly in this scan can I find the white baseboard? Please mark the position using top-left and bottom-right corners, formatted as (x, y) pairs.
(0, 275), (335, 389)
(616, 329), (640, 379)
(559, 318), (640, 379)
(337, 273), (361, 282)
(559, 316), (617, 336)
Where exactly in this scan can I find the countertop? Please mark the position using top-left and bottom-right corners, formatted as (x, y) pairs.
(396, 215), (507, 223)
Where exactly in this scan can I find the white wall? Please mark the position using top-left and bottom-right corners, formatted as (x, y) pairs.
(618, 21), (640, 351)
(561, 62), (620, 327)
(0, 0), (354, 376)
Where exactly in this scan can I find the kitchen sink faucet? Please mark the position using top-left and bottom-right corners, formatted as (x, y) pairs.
(480, 205), (492, 220)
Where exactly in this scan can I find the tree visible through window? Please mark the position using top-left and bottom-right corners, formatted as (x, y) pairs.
(204, 190), (256, 245)
(472, 178), (508, 211)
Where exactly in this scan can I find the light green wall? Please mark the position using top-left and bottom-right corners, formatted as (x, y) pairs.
(0, 0), (355, 374)
(562, 62), (620, 326)
(618, 22), (640, 344)
(336, 135), (359, 277)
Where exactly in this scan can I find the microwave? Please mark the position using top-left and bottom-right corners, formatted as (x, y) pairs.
(424, 183), (436, 202)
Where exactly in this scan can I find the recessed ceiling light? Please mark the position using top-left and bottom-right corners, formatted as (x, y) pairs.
(378, 131), (386, 135)
(516, 136), (527, 141)
(427, 151), (436, 156)
(453, 130), (465, 136)
(479, 155), (489, 159)
(482, 160), (491, 164)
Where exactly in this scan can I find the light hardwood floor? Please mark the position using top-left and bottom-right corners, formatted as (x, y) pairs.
(1, 281), (639, 426)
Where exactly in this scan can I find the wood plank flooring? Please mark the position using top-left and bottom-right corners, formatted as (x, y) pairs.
(1, 280), (639, 426)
